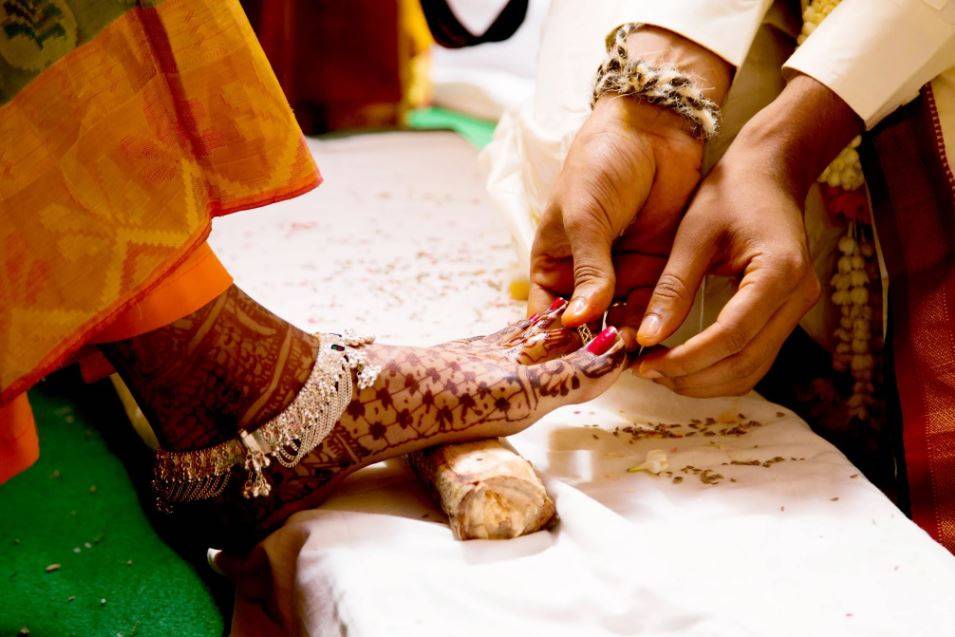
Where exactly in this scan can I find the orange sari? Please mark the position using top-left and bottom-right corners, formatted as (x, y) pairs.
(0, 0), (320, 481)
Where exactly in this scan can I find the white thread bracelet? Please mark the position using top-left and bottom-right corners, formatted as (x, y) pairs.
(592, 23), (721, 141)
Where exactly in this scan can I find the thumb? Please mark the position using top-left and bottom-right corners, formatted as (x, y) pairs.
(207, 547), (249, 577)
(561, 209), (617, 327)
(638, 226), (714, 347)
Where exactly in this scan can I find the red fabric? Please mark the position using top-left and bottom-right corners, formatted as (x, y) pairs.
(0, 396), (39, 483)
(820, 185), (870, 223)
(868, 86), (955, 550)
(242, 0), (403, 133)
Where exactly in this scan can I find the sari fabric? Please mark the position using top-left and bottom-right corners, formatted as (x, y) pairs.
(0, 0), (320, 480)
(867, 86), (955, 550)
(0, 0), (319, 402)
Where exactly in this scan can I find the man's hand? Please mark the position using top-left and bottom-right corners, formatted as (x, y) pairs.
(527, 26), (731, 344)
(636, 74), (862, 396)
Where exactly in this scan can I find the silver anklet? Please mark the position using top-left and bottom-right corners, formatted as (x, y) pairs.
(592, 23), (720, 141)
(151, 332), (380, 511)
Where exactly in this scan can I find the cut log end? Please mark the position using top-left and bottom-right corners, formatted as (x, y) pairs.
(408, 438), (556, 540)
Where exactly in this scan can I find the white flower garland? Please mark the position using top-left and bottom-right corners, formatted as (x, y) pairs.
(800, 0), (878, 423)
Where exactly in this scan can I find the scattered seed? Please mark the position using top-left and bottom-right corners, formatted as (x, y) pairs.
(89, 485), (97, 494)
(18, 627), (29, 636)
(72, 547), (80, 554)
(730, 478), (737, 483)
(100, 598), (107, 606)
(68, 596), (75, 602)
(776, 412), (785, 418)
(830, 497), (840, 502)
(45, 563), (61, 573)
(850, 474), (859, 479)
(672, 476), (683, 484)
(126, 560), (133, 566)
(84, 542), (92, 549)
(591, 434), (598, 440)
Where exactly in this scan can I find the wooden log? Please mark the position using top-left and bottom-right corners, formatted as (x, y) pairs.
(407, 438), (556, 540)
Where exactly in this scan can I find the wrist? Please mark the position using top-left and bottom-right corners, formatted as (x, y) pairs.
(733, 73), (862, 197)
(593, 93), (697, 143)
(623, 26), (732, 105)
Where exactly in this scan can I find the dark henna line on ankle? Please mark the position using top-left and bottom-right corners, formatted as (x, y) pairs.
(100, 285), (318, 450)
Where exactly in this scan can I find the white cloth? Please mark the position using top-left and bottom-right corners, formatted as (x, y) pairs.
(602, 0), (955, 129)
(602, 0), (776, 67)
(785, 0), (955, 129)
(209, 132), (955, 637)
(428, 0), (549, 120)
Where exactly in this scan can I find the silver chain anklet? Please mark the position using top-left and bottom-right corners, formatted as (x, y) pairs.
(151, 332), (380, 512)
(592, 23), (721, 141)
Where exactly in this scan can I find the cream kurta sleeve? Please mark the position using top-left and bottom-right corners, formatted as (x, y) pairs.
(606, 0), (775, 66)
(784, 0), (955, 129)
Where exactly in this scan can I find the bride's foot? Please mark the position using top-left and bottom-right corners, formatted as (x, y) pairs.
(102, 290), (626, 549)
(101, 285), (319, 451)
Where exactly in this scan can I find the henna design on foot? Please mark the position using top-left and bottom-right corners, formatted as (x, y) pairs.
(101, 286), (625, 548)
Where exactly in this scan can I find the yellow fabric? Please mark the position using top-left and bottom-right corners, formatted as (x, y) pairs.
(401, 0), (435, 110)
(0, 0), (321, 483)
(0, 0), (320, 405)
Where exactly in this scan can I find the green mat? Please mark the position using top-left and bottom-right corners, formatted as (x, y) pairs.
(0, 381), (224, 637)
(0, 108), (491, 637)
(407, 106), (496, 149)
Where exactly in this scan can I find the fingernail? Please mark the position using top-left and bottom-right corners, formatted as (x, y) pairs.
(637, 314), (662, 342)
(207, 548), (224, 575)
(638, 365), (662, 379)
(586, 326), (619, 355)
(567, 297), (587, 317)
(549, 297), (568, 312)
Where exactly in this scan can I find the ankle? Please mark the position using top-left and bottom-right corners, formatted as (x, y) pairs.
(100, 286), (320, 450)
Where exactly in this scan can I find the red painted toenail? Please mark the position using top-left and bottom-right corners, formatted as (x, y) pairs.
(586, 327), (618, 355)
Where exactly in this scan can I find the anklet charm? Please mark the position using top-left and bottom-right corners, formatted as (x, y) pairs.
(152, 332), (379, 511)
